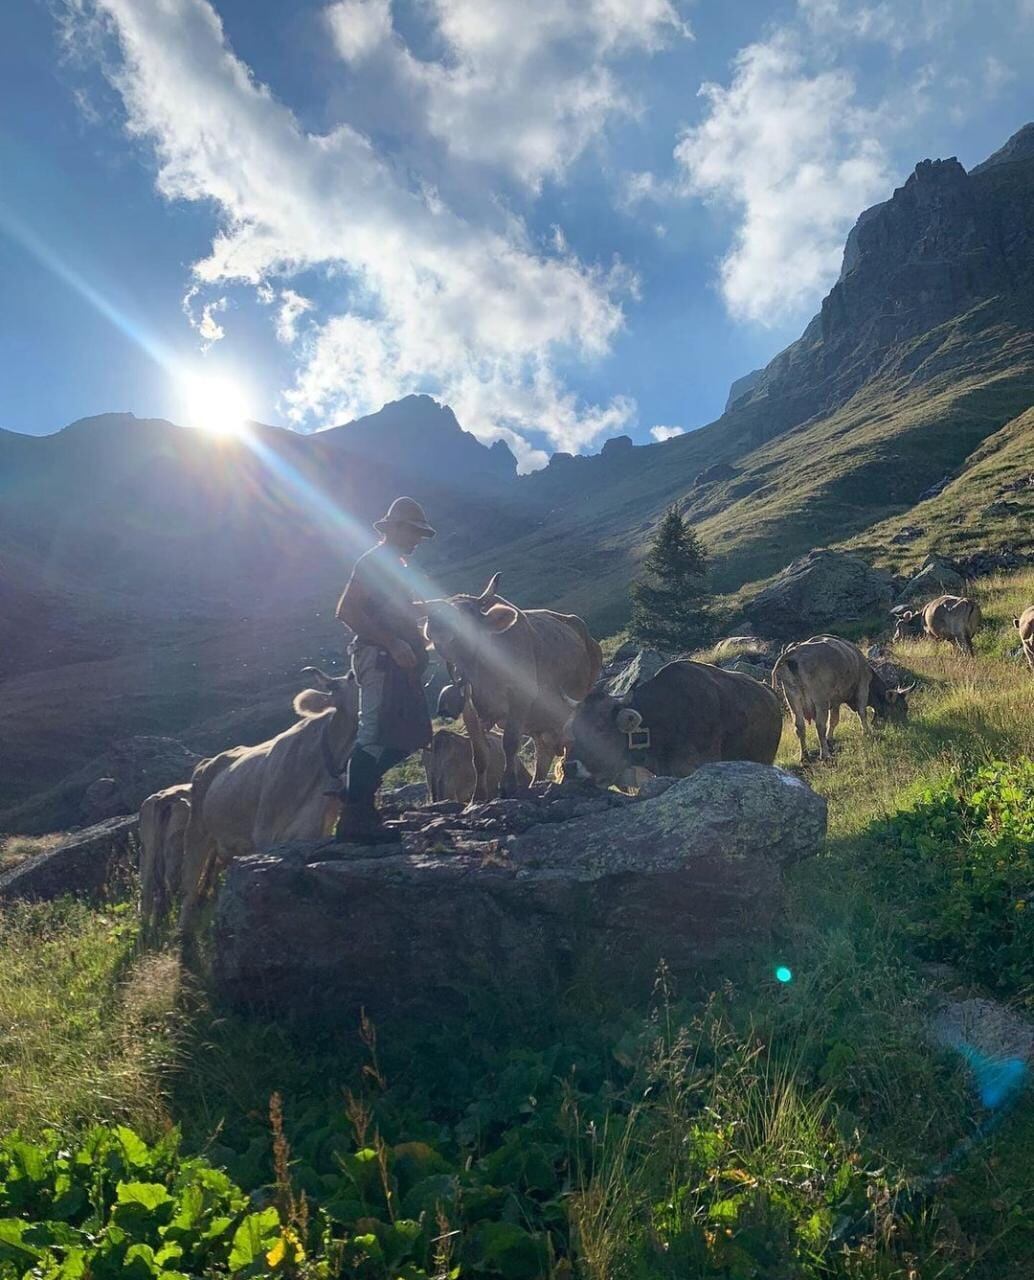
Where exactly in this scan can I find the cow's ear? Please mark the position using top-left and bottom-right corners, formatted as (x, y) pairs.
(483, 604), (518, 633)
(1014, 617), (1022, 628)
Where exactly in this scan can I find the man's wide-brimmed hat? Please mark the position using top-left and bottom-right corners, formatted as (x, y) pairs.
(374, 496), (436, 538)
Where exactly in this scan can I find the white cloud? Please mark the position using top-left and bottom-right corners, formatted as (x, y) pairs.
(796, 0), (957, 50)
(650, 424), (683, 441)
(183, 287), (227, 345)
(66, 0), (641, 462)
(325, 0), (391, 63)
(275, 289), (313, 344)
(674, 35), (890, 324)
(325, 0), (690, 189)
(981, 54), (1015, 96)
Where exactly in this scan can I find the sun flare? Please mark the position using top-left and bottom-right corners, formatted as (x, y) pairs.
(181, 371), (253, 438)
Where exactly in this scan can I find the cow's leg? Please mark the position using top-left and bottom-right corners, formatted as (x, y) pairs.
(854, 674), (871, 736)
(1024, 642), (1034, 672)
(532, 731), (559, 783)
(500, 717), (526, 797)
(177, 815), (217, 939)
(814, 702), (832, 761)
(463, 703), (492, 802)
(826, 704), (841, 747)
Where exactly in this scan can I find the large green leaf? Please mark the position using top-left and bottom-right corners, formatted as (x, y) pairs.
(228, 1207), (281, 1273)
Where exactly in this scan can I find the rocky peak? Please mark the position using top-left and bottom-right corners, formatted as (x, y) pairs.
(971, 122), (1034, 174)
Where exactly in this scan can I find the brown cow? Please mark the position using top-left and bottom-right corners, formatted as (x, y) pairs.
(423, 575), (601, 798)
(893, 595), (982, 655)
(138, 783), (191, 932)
(563, 659), (782, 787)
(422, 727), (530, 803)
(1014, 606), (1034, 671)
(178, 668), (358, 935)
(773, 635), (912, 762)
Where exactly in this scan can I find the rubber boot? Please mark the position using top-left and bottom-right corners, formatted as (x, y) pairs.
(334, 748), (397, 844)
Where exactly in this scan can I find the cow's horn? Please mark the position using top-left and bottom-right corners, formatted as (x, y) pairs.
(897, 681), (918, 695)
(301, 665), (334, 690)
(478, 572), (502, 604)
(615, 706), (643, 733)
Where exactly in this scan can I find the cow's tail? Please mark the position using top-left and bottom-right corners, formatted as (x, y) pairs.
(773, 655), (811, 720)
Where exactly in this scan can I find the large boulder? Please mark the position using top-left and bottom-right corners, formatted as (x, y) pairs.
(897, 555), (965, 601)
(213, 763), (826, 1016)
(0, 816), (138, 903)
(604, 646), (670, 696)
(744, 550), (897, 639)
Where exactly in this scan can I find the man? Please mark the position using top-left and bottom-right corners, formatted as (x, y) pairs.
(334, 496), (436, 842)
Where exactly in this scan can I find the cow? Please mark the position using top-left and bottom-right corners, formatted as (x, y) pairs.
(893, 595), (982, 655)
(1014, 606), (1034, 671)
(772, 635), (913, 763)
(562, 659), (782, 787)
(422, 575), (602, 799)
(178, 667), (358, 936)
(422, 727), (530, 803)
(138, 783), (191, 932)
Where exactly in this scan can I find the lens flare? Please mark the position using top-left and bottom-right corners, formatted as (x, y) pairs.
(775, 965), (793, 983)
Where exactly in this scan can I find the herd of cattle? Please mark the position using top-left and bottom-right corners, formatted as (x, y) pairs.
(137, 583), (1033, 935)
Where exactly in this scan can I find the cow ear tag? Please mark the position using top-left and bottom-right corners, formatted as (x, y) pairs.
(627, 728), (651, 750)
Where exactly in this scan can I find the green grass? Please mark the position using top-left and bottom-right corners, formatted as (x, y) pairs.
(0, 571), (1032, 1277)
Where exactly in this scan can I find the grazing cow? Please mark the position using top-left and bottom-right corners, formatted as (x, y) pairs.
(422, 727), (530, 803)
(562, 659), (782, 787)
(138, 783), (191, 931)
(178, 668), (358, 935)
(1014, 607), (1034, 671)
(423, 575), (602, 798)
(893, 594), (982, 655)
(773, 635), (913, 763)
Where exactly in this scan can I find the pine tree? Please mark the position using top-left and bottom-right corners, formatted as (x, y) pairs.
(630, 506), (710, 651)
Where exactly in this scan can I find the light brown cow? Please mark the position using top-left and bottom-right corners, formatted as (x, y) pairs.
(423, 575), (601, 799)
(178, 668), (358, 935)
(138, 783), (191, 932)
(1014, 606), (1034, 671)
(422, 727), (530, 803)
(773, 636), (912, 762)
(893, 595), (982, 655)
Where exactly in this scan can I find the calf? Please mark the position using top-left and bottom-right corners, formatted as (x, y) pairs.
(138, 783), (191, 932)
(422, 728), (530, 803)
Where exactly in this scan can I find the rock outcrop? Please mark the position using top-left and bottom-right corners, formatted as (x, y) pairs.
(0, 816), (138, 903)
(898, 555), (966, 601)
(213, 764), (826, 1015)
(744, 550), (898, 639)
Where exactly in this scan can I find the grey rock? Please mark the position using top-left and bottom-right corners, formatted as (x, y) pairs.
(744, 550), (897, 639)
(382, 782), (429, 810)
(721, 659), (771, 682)
(213, 763), (826, 1015)
(898, 555), (965, 601)
(0, 816), (138, 903)
(606, 647), (669, 697)
(635, 775), (676, 800)
(81, 777), (120, 823)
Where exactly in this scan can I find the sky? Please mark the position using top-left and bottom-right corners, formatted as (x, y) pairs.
(1, 1), (1032, 469)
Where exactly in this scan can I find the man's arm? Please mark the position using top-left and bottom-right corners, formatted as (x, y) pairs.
(336, 578), (418, 668)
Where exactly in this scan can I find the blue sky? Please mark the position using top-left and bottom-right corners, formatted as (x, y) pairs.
(2, 0), (1031, 468)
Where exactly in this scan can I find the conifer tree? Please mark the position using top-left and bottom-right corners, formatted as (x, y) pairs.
(629, 506), (709, 650)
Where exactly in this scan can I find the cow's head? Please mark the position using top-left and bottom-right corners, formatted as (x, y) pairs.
(892, 609), (923, 643)
(562, 686), (647, 788)
(868, 669), (915, 725)
(422, 573), (519, 672)
(294, 666), (358, 718)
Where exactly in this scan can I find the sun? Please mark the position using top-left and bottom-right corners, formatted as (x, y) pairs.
(181, 371), (254, 438)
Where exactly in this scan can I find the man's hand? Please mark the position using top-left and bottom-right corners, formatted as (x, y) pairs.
(388, 638), (417, 670)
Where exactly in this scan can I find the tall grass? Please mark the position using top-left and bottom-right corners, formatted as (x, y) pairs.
(0, 902), (179, 1137)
